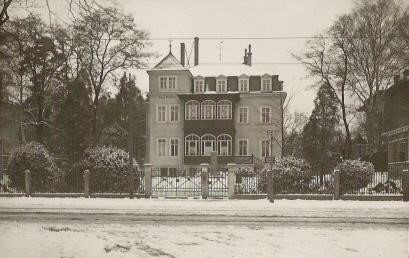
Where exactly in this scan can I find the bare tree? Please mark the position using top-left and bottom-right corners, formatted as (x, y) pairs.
(0, 0), (13, 28)
(344, 0), (405, 148)
(72, 3), (151, 143)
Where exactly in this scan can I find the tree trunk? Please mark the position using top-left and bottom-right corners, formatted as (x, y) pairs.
(341, 90), (352, 159)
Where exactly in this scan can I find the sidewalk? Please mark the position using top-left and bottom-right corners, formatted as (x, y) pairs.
(1, 197), (408, 220)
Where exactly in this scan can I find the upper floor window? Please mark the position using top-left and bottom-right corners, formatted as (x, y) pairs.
(201, 100), (216, 120)
(169, 138), (179, 157)
(238, 107), (249, 124)
(239, 78), (249, 92)
(216, 79), (227, 93)
(194, 79), (205, 93)
(185, 100), (200, 120)
(157, 105), (167, 122)
(159, 76), (177, 91)
(217, 100), (232, 120)
(169, 105), (179, 122)
(238, 139), (249, 156)
(260, 106), (272, 124)
(217, 134), (232, 156)
(185, 134), (200, 156)
(201, 134), (216, 156)
(262, 77), (272, 92)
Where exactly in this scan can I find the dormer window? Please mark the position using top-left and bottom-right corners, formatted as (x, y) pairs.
(239, 75), (249, 92)
(159, 76), (177, 91)
(194, 79), (205, 93)
(261, 75), (272, 92)
(216, 77), (227, 93)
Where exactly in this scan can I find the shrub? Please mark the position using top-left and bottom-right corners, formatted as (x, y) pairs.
(272, 156), (314, 194)
(336, 159), (374, 193)
(79, 146), (129, 192)
(6, 142), (60, 192)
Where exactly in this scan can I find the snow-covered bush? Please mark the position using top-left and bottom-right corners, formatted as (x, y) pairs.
(336, 159), (374, 192)
(6, 142), (60, 192)
(272, 156), (314, 194)
(79, 146), (129, 192)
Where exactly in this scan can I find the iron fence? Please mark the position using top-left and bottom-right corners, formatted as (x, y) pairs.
(208, 168), (229, 197)
(0, 174), (23, 194)
(235, 169), (267, 194)
(151, 168), (201, 197)
(341, 171), (403, 195)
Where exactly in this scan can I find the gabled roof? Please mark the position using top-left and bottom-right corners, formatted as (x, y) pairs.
(150, 52), (188, 71)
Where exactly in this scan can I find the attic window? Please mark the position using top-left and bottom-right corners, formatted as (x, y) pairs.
(239, 77), (249, 92)
(216, 79), (227, 93)
(261, 77), (272, 92)
(194, 79), (205, 93)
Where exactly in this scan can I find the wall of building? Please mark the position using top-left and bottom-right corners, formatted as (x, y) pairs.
(235, 93), (285, 159)
(146, 94), (184, 167)
(147, 70), (192, 94)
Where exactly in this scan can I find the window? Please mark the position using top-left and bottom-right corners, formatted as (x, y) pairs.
(169, 138), (179, 157)
(157, 138), (167, 157)
(194, 80), (205, 93)
(239, 78), (249, 92)
(238, 107), (249, 124)
(201, 100), (216, 120)
(157, 105), (167, 122)
(159, 77), (167, 90)
(261, 106), (272, 124)
(201, 134), (216, 156)
(261, 139), (270, 157)
(217, 100), (232, 119)
(238, 139), (249, 156)
(217, 134), (232, 156)
(169, 105), (179, 122)
(158, 76), (177, 91)
(168, 76), (176, 90)
(216, 79), (227, 92)
(185, 134), (200, 156)
(185, 100), (200, 120)
(262, 78), (272, 92)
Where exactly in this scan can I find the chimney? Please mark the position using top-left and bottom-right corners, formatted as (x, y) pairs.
(194, 37), (199, 66)
(247, 44), (252, 66)
(180, 43), (185, 67)
(243, 49), (248, 65)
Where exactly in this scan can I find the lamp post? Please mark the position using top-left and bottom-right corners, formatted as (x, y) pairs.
(128, 77), (135, 199)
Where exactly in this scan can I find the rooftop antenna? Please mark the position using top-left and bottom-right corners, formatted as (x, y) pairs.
(218, 41), (223, 63)
(168, 39), (173, 53)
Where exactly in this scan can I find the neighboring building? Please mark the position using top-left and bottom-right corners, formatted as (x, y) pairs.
(381, 69), (409, 175)
(145, 38), (286, 172)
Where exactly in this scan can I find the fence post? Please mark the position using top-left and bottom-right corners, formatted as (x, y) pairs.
(24, 169), (31, 197)
(200, 163), (209, 199)
(267, 169), (274, 203)
(333, 169), (340, 200)
(227, 163), (237, 199)
(143, 164), (152, 198)
(83, 170), (90, 198)
(403, 169), (409, 202)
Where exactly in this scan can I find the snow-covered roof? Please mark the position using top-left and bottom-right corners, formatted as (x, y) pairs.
(189, 64), (273, 77)
(150, 52), (188, 71)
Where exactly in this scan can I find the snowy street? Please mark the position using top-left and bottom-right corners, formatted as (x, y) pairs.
(0, 198), (408, 257)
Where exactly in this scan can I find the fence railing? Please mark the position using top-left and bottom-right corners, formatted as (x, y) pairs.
(235, 169), (267, 194)
(341, 171), (403, 195)
(151, 168), (201, 197)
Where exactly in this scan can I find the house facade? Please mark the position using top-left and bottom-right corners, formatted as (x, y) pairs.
(145, 39), (286, 172)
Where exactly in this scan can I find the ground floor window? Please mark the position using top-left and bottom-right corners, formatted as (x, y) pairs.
(201, 134), (216, 156)
(185, 134), (200, 156)
(157, 138), (167, 157)
(217, 134), (232, 156)
(261, 139), (270, 157)
(238, 139), (249, 156)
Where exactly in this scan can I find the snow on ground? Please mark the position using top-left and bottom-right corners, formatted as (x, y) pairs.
(0, 221), (407, 258)
(1, 197), (408, 219)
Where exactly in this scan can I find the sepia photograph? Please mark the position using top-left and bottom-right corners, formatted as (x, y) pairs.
(0, 0), (408, 257)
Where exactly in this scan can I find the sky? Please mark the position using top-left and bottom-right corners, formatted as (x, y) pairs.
(15, 0), (358, 115)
